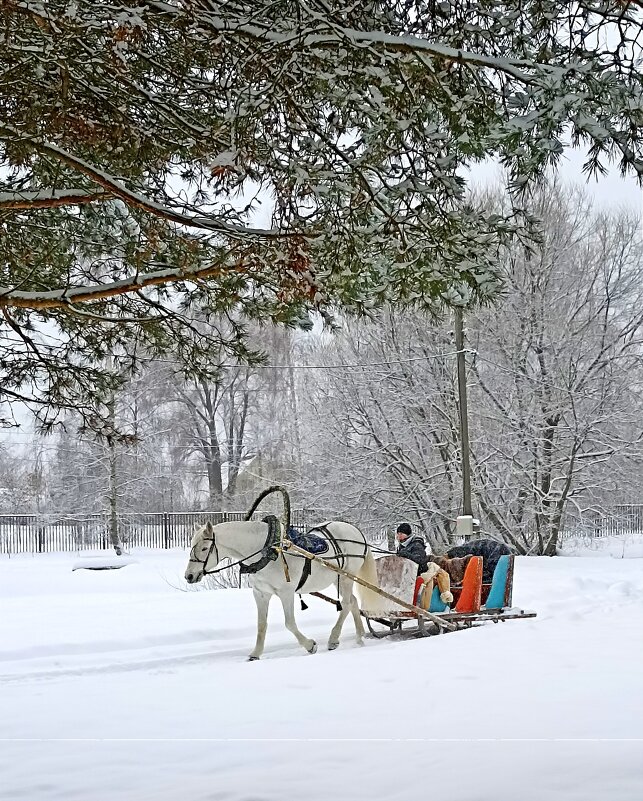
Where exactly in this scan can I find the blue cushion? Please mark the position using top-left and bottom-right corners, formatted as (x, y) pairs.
(485, 555), (510, 609)
(429, 585), (449, 612)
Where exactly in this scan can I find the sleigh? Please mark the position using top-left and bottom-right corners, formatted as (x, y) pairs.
(285, 534), (536, 639)
(360, 553), (536, 639)
(198, 486), (535, 658)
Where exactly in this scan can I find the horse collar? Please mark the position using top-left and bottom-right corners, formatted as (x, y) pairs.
(239, 515), (281, 575)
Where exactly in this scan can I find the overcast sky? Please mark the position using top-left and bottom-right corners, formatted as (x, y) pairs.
(247, 146), (643, 227)
(469, 147), (642, 214)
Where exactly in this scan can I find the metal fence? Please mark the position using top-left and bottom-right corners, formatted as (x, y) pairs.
(563, 505), (643, 539)
(0, 509), (316, 555)
(3, 505), (640, 555)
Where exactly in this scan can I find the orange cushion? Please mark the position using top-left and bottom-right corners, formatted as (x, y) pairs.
(455, 556), (483, 613)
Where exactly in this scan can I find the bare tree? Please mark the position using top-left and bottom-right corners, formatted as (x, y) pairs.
(292, 316), (463, 550)
(469, 185), (643, 553)
(166, 371), (252, 509)
(291, 185), (643, 553)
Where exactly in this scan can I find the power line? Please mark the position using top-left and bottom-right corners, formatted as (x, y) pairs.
(135, 349), (469, 371)
(238, 349), (470, 370)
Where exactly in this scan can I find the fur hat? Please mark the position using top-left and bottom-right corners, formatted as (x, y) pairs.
(396, 522), (412, 537)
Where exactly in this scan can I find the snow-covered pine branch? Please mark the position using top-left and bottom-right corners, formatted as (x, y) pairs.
(2, 0), (643, 426)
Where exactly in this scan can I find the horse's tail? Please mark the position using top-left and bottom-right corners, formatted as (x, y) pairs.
(355, 546), (387, 613)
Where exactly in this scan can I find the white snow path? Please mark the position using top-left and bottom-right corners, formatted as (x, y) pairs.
(1, 548), (642, 800)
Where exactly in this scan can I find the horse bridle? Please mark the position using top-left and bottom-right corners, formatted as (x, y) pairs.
(189, 533), (220, 576)
(189, 527), (276, 577)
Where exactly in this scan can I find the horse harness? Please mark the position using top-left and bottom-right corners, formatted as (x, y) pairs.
(190, 517), (280, 578)
(294, 524), (341, 592)
(239, 516), (281, 575)
(193, 516), (369, 600)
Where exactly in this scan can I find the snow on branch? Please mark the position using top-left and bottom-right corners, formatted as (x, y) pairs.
(0, 260), (232, 310)
(0, 188), (110, 210)
(0, 124), (286, 241)
(191, 13), (544, 83)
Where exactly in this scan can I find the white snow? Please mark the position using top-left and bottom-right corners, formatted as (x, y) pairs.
(559, 534), (643, 560)
(1, 546), (642, 801)
(70, 555), (138, 571)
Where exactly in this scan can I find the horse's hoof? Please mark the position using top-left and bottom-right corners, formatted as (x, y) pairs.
(248, 656), (260, 662)
(328, 641), (339, 651)
(355, 639), (365, 647)
(307, 641), (318, 654)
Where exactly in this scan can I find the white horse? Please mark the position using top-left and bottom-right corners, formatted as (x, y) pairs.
(184, 518), (382, 660)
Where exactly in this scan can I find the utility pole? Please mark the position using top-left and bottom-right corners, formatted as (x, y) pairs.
(454, 307), (473, 520)
(105, 354), (123, 555)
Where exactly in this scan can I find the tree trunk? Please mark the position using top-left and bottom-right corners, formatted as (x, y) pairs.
(206, 452), (223, 510)
(106, 397), (122, 555)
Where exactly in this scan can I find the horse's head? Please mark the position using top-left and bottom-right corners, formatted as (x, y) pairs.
(185, 521), (219, 584)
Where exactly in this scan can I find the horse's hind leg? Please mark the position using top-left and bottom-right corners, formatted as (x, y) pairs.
(328, 577), (355, 651)
(278, 590), (317, 654)
(248, 589), (271, 661)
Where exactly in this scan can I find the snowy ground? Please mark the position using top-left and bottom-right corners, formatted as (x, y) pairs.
(1, 544), (642, 801)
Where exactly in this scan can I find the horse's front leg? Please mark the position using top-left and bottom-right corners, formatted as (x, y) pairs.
(350, 591), (365, 646)
(248, 588), (271, 661)
(328, 576), (354, 650)
(278, 590), (317, 654)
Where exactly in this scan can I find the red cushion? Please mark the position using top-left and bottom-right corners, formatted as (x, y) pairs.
(413, 577), (424, 606)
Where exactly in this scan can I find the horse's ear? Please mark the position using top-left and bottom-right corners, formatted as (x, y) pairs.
(205, 521), (213, 535)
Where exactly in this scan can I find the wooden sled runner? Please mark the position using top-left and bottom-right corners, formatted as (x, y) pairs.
(362, 553), (536, 639)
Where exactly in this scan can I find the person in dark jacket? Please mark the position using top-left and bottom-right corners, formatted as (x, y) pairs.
(446, 538), (512, 583)
(395, 522), (429, 575)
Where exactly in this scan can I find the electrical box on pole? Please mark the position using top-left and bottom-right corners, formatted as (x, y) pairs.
(456, 515), (480, 541)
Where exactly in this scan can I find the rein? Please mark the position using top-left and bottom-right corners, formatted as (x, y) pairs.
(191, 524), (278, 578)
(195, 529), (365, 581)
(192, 527), (389, 581)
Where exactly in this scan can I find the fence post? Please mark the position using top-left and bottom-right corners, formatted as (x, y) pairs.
(163, 513), (170, 549)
